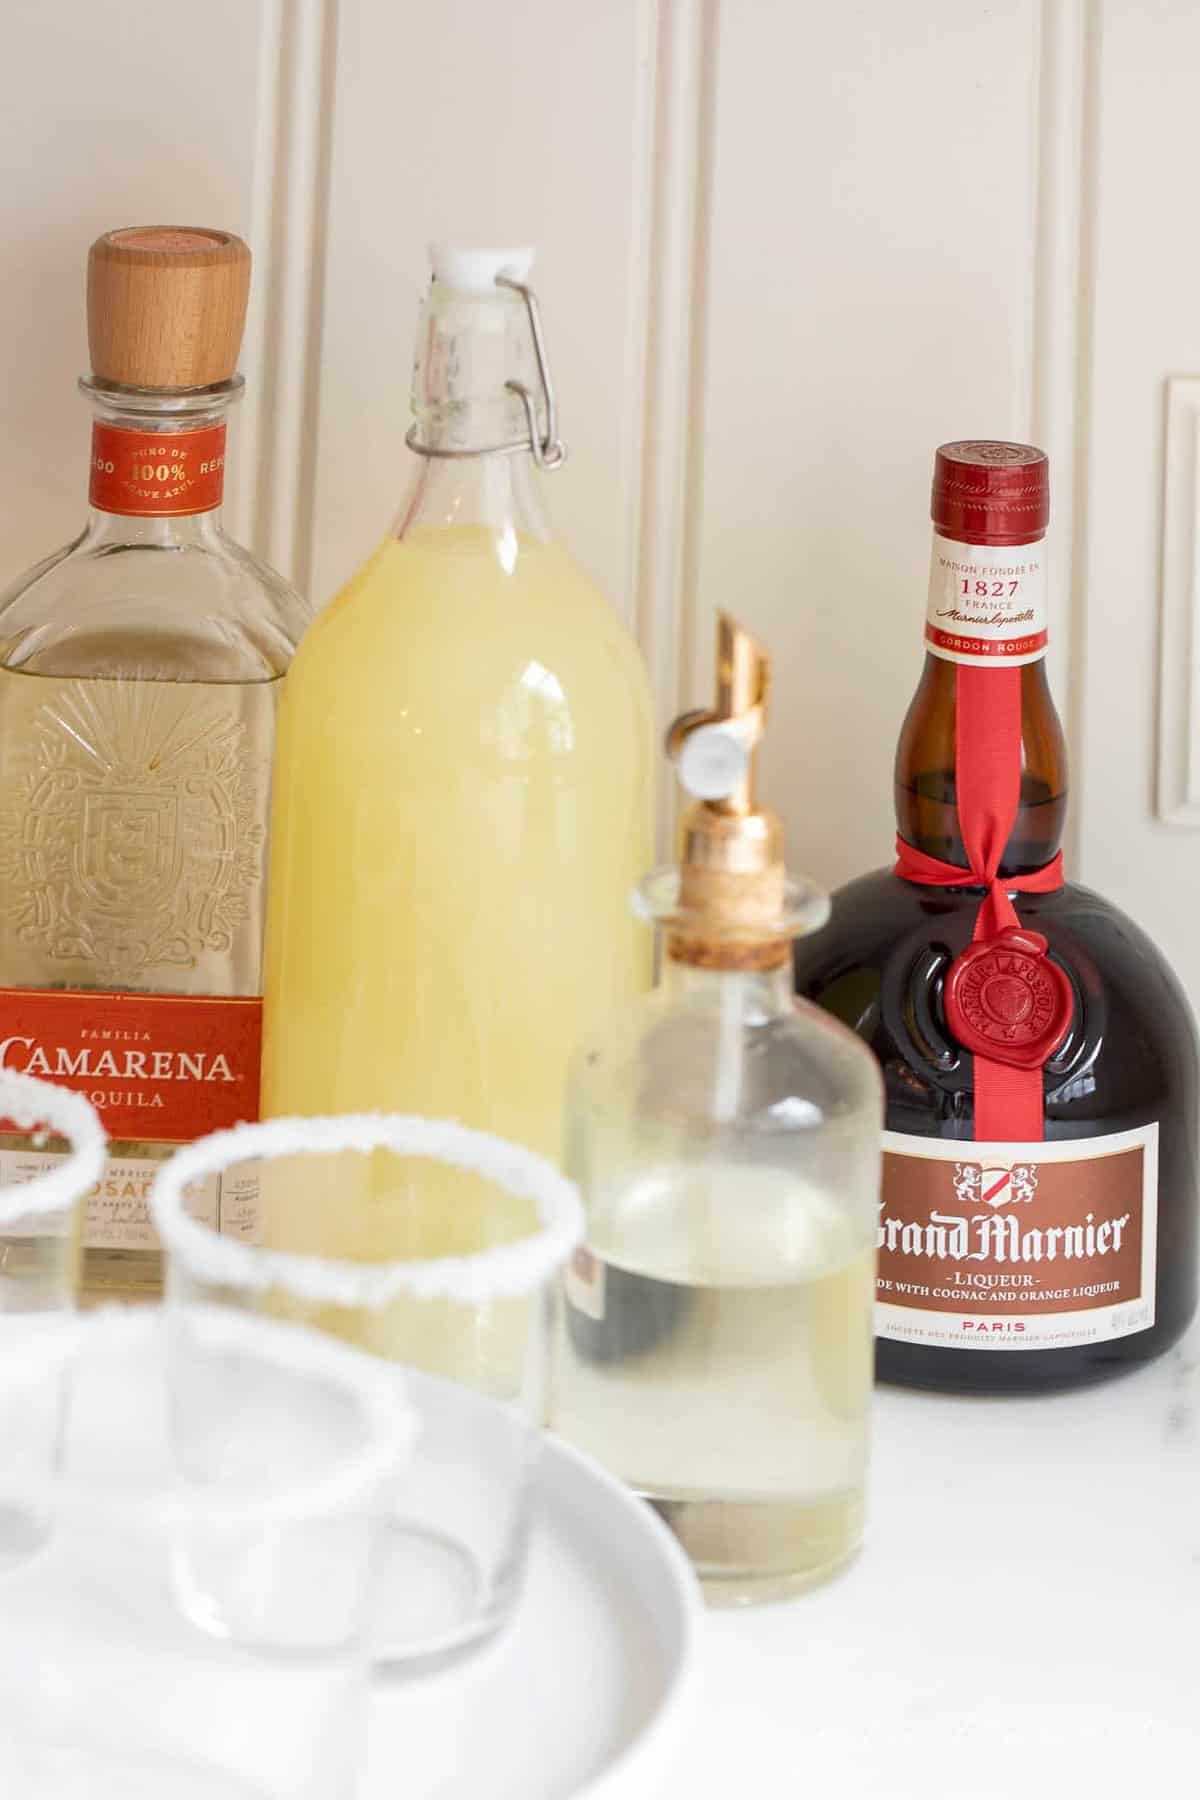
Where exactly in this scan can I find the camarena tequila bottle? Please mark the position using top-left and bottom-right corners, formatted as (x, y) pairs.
(553, 616), (881, 1604)
(793, 441), (1199, 1393)
(261, 247), (654, 1249)
(0, 228), (309, 1301)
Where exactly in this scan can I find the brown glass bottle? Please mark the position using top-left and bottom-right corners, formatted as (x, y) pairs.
(895, 654), (1067, 877)
(793, 442), (1198, 1394)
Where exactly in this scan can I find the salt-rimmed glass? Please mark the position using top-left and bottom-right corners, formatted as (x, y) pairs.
(152, 1114), (584, 1663)
(0, 1069), (104, 1316)
(0, 1304), (415, 1800)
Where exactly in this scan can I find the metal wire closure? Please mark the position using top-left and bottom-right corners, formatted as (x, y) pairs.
(404, 275), (568, 468)
(496, 274), (567, 469)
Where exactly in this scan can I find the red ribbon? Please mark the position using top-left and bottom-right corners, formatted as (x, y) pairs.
(892, 838), (1065, 936)
(893, 664), (1065, 1141)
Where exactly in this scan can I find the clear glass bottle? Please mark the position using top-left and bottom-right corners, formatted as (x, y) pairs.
(553, 615), (882, 1604)
(0, 228), (309, 1301)
(260, 246), (654, 1264)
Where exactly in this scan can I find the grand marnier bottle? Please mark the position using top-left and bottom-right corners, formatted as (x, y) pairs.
(793, 441), (1198, 1393)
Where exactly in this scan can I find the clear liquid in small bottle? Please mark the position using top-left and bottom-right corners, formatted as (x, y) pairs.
(555, 1162), (873, 1602)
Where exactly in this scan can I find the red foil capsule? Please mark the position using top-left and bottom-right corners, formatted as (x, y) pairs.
(931, 440), (1049, 547)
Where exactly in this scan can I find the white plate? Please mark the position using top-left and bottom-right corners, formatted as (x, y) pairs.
(362, 1426), (703, 1800)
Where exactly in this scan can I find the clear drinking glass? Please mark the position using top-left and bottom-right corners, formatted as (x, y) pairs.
(0, 1071), (104, 1569)
(0, 1305), (414, 1800)
(152, 1114), (584, 1664)
(0, 1069), (104, 1317)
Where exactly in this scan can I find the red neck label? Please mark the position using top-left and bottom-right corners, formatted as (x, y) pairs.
(926, 532), (1047, 666)
(90, 421), (226, 517)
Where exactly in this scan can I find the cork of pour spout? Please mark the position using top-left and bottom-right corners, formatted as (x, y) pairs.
(87, 227), (251, 389)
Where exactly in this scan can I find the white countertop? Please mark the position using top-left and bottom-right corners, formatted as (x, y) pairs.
(671, 1330), (1198, 1798)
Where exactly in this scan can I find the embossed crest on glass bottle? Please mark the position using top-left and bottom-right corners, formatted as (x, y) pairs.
(2, 680), (269, 982)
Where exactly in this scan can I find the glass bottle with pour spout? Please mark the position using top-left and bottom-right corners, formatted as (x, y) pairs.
(552, 615), (882, 1604)
(259, 247), (655, 1284)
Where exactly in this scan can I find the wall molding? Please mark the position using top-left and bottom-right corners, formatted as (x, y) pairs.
(631, 0), (719, 847)
(230, 0), (339, 596)
(1155, 376), (1200, 825)
(1030, 0), (1094, 868)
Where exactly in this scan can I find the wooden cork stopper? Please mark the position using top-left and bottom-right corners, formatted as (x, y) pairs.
(678, 860), (786, 930)
(87, 227), (251, 389)
(671, 862), (790, 970)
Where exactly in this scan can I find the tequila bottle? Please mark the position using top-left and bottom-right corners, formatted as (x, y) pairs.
(0, 227), (310, 1301)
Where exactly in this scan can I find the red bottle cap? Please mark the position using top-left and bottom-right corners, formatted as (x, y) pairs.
(931, 441), (1049, 546)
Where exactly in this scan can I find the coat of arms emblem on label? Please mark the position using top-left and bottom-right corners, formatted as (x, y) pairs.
(953, 1160), (1040, 1208)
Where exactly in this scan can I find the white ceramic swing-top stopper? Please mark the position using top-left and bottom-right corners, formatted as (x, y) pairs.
(429, 245), (535, 294)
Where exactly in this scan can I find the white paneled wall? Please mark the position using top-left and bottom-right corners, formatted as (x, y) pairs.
(311, 0), (657, 615)
(1076, 2), (1200, 971)
(5, 1), (1200, 993)
(694, 0), (1048, 891)
(0, 2), (265, 573)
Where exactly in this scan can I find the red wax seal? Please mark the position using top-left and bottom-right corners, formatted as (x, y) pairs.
(943, 927), (1072, 1071)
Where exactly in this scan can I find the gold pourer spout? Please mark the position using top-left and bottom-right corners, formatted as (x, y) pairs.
(666, 614), (788, 971)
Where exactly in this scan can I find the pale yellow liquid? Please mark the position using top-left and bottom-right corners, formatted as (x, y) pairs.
(260, 527), (654, 1264)
(250, 1149), (540, 1388)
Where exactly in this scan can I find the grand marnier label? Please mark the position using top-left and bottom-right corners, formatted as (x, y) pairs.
(876, 1125), (1158, 1351)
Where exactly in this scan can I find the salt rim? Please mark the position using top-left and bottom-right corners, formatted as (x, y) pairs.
(151, 1114), (585, 1309)
(0, 1304), (417, 1529)
(0, 1069), (106, 1223)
